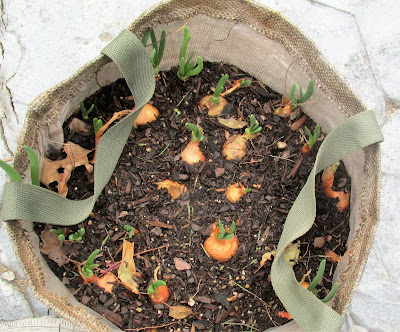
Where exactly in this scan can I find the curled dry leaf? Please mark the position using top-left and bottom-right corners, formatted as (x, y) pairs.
(168, 305), (193, 319)
(218, 117), (247, 129)
(40, 225), (69, 267)
(274, 97), (293, 118)
(96, 273), (118, 294)
(156, 180), (187, 199)
(40, 141), (93, 197)
(118, 239), (142, 294)
(199, 95), (228, 117)
(133, 104), (159, 128)
(93, 109), (133, 163)
(173, 257), (191, 271)
(226, 182), (248, 203)
(322, 163), (350, 212)
(255, 250), (276, 272)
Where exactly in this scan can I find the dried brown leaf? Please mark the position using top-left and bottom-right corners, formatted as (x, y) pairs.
(96, 273), (118, 294)
(118, 240), (142, 294)
(40, 225), (68, 267)
(169, 305), (193, 319)
(68, 118), (92, 136)
(40, 142), (93, 197)
(218, 117), (247, 129)
(156, 180), (187, 199)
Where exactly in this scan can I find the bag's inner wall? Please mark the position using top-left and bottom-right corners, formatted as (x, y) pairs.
(21, 14), (370, 332)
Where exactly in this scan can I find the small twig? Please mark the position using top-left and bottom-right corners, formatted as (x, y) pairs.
(125, 321), (177, 331)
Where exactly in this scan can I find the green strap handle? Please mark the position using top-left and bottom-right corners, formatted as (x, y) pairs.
(1, 29), (384, 332)
(1, 30), (155, 225)
(270, 109), (383, 332)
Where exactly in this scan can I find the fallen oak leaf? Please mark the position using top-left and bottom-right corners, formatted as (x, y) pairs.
(168, 305), (193, 319)
(156, 180), (187, 199)
(40, 141), (93, 197)
(118, 239), (143, 294)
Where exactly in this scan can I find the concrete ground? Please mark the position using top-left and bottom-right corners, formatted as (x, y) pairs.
(1, 0), (399, 331)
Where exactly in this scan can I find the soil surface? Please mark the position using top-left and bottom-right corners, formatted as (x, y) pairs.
(35, 62), (350, 331)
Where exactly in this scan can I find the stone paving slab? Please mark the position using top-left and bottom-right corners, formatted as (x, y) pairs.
(1, 1), (399, 331)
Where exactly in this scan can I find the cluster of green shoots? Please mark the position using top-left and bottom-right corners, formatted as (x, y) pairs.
(81, 249), (100, 278)
(305, 259), (338, 303)
(142, 28), (166, 75)
(123, 225), (136, 239)
(304, 124), (321, 148)
(245, 115), (262, 135)
(177, 27), (203, 81)
(0, 146), (39, 186)
(185, 123), (204, 142)
(50, 227), (85, 242)
(80, 101), (102, 135)
(289, 80), (314, 107)
(216, 220), (236, 240)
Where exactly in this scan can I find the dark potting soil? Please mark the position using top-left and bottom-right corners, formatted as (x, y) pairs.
(34, 62), (350, 331)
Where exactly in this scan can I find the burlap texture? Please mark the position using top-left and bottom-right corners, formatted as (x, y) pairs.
(5, 0), (381, 331)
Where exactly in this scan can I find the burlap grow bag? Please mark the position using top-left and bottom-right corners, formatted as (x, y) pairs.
(2, 0), (383, 331)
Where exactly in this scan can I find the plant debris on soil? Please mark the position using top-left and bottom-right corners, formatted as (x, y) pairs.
(35, 62), (350, 331)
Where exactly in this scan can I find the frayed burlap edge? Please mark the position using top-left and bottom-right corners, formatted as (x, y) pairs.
(6, 0), (381, 330)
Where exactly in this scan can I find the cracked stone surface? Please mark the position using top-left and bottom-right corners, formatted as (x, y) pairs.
(0, 0), (399, 330)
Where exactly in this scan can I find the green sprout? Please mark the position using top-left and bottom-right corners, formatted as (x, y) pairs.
(240, 79), (252, 87)
(123, 225), (136, 239)
(81, 249), (100, 279)
(177, 27), (203, 81)
(245, 188), (252, 193)
(245, 115), (262, 135)
(174, 108), (181, 117)
(50, 227), (66, 242)
(147, 280), (167, 295)
(216, 220), (236, 240)
(0, 146), (39, 186)
(69, 227), (85, 241)
(142, 28), (166, 75)
(306, 259), (339, 303)
(80, 102), (95, 120)
(185, 123), (204, 142)
(211, 74), (229, 104)
(93, 118), (103, 135)
(304, 124), (320, 147)
(289, 80), (314, 107)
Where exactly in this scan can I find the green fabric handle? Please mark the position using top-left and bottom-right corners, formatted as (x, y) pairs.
(270, 109), (384, 332)
(1, 30), (155, 225)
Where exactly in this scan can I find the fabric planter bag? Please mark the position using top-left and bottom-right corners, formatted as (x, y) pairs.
(1, 0), (383, 331)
